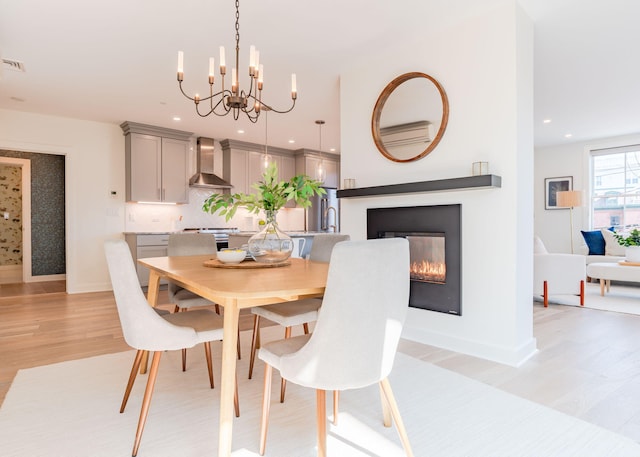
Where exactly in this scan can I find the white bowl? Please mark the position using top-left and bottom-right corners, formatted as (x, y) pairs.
(217, 249), (246, 264)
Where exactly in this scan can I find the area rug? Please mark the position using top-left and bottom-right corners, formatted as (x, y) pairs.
(534, 281), (640, 315)
(1, 328), (640, 457)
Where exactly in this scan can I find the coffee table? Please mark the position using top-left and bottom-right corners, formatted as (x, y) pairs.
(586, 261), (640, 296)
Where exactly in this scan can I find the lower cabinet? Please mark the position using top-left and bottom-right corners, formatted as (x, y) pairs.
(124, 233), (169, 287)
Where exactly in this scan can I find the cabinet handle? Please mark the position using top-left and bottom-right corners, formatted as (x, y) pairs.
(162, 188), (165, 201)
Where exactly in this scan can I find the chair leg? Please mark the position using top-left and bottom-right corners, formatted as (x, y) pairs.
(316, 389), (327, 457)
(543, 280), (549, 307)
(237, 327), (242, 360)
(280, 327), (292, 403)
(303, 322), (310, 334)
(332, 390), (340, 425)
(204, 342), (214, 388)
(215, 303), (220, 314)
(379, 383), (391, 427)
(182, 348), (187, 372)
(249, 315), (261, 379)
(259, 364), (273, 456)
(132, 351), (163, 457)
(234, 375), (240, 418)
(579, 279), (585, 306)
(379, 377), (414, 457)
(120, 349), (144, 413)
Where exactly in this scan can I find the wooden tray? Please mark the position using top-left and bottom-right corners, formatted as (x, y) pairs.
(203, 259), (291, 269)
(618, 261), (640, 267)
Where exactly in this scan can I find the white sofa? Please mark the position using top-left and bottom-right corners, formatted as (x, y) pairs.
(534, 236), (586, 307)
(578, 228), (625, 274)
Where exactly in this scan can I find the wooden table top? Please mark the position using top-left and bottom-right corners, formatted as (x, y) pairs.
(139, 255), (329, 308)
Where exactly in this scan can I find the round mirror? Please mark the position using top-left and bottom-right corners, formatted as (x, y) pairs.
(371, 72), (449, 163)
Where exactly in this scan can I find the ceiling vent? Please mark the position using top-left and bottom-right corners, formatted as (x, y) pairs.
(2, 59), (26, 72)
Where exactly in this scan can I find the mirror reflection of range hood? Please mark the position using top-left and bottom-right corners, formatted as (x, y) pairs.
(189, 137), (233, 189)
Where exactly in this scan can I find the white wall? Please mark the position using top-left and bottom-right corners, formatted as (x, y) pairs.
(339, 1), (536, 365)
(0, 108), (124, 293)
(535, 133), (640, 253)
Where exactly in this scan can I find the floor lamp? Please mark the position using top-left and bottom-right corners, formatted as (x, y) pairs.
(556, 190), (582, 253)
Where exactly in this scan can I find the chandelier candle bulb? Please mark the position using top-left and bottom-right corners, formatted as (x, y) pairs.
(177, 51), (184, 73)
(249, 45), (256, 72)
(255, 51), (260, 73)
(232, 68), (237, 93)
(291, 73), (297, 97)
(194, 94), (200, 104)
(258, 64), (264, 89)
(219, 46), (226, 74)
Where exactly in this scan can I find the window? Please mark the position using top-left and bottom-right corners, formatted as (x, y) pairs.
(591, 144), (640, 230)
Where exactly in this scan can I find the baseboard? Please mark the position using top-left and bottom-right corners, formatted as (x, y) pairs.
(401, 326), (538, 367)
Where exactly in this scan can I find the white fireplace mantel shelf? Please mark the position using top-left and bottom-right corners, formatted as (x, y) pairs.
(336, 174), (502, 199)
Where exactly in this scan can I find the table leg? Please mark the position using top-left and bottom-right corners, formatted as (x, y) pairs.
(606, 279), (611, 293)
(140, 271), (162, 374)
(599, 279), (605, 296)
(218, 301), (240, 457)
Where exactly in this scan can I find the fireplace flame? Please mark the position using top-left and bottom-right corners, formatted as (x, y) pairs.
(410, 259), (446, 283)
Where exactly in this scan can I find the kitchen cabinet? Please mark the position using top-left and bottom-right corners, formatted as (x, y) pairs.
(124, 233), (169, 287)
(121, 121), (193, 203)
(221, 139), (296, 196)
(294, 149), (340, 188)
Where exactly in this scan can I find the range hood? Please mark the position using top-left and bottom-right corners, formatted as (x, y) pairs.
(189, 137), (233, 189)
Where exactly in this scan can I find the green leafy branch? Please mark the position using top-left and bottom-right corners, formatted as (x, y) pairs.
(202, 162), (326, 222)
(613, 228), (640, 247)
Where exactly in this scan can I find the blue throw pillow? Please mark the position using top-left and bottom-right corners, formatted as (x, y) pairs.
(581, 230), (605, 255)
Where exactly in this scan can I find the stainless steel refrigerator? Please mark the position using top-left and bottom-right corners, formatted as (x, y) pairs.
(305, 187), (339, 232)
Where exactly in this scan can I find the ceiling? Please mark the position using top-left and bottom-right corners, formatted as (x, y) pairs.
(1, 0), (639, 152)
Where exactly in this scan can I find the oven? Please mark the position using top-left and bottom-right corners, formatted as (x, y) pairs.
(181, 227), (239, 250)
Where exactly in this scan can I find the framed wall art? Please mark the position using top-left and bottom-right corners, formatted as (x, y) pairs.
(545, 176), (573, 210)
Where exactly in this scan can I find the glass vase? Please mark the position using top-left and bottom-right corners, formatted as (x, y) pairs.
(248, 210), (294, 263)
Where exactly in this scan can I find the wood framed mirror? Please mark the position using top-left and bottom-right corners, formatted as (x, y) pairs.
(371, 72), (449, 163)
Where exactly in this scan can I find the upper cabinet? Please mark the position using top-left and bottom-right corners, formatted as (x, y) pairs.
(220, 139), (296, 195)
(121, 122), (193, 203)
(294, 149), (340, 188)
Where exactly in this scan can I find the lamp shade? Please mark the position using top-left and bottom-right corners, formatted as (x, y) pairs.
(556, 190), (582, 208)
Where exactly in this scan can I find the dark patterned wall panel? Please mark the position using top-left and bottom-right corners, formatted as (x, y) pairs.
(0, 151), (66, 276)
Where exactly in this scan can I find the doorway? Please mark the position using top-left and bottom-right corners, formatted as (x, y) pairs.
(0, 157), (31, 284)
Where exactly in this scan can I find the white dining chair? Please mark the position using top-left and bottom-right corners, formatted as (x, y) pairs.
(104, 239), (239, 457)
(167, 233), (242, 368)
(257, 238), (413, 457)
(247, 233), (350, 402)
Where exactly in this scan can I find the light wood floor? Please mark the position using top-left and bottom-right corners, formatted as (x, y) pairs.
(2, 283), (640, 443)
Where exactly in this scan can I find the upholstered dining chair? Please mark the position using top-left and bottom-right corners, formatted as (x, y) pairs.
(257, 238), (413, 457)
(167, 233), (242, 368)
(247, 233), (350, 400)
(104, 240), (239, 457)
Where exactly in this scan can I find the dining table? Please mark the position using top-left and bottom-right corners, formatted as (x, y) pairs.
(138, 254), (329, 457)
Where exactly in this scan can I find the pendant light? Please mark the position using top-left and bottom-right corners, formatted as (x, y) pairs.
(315, 120), (325, 182)
(262, 106), (272, 169)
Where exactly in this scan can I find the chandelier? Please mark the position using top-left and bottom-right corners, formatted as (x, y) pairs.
(176, 0), (297, 123)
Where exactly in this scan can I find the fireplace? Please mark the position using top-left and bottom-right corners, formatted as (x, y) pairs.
(367, 204), (461, 315)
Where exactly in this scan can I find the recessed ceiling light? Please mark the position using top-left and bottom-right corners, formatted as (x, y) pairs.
(565, 133), (572, 138)
(288, 139), (295, 144)
(543, 119), (551, 124)
(329, 148), (336, 152)
(172, 116), (181, 121)
(237, 129), (245, 134)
